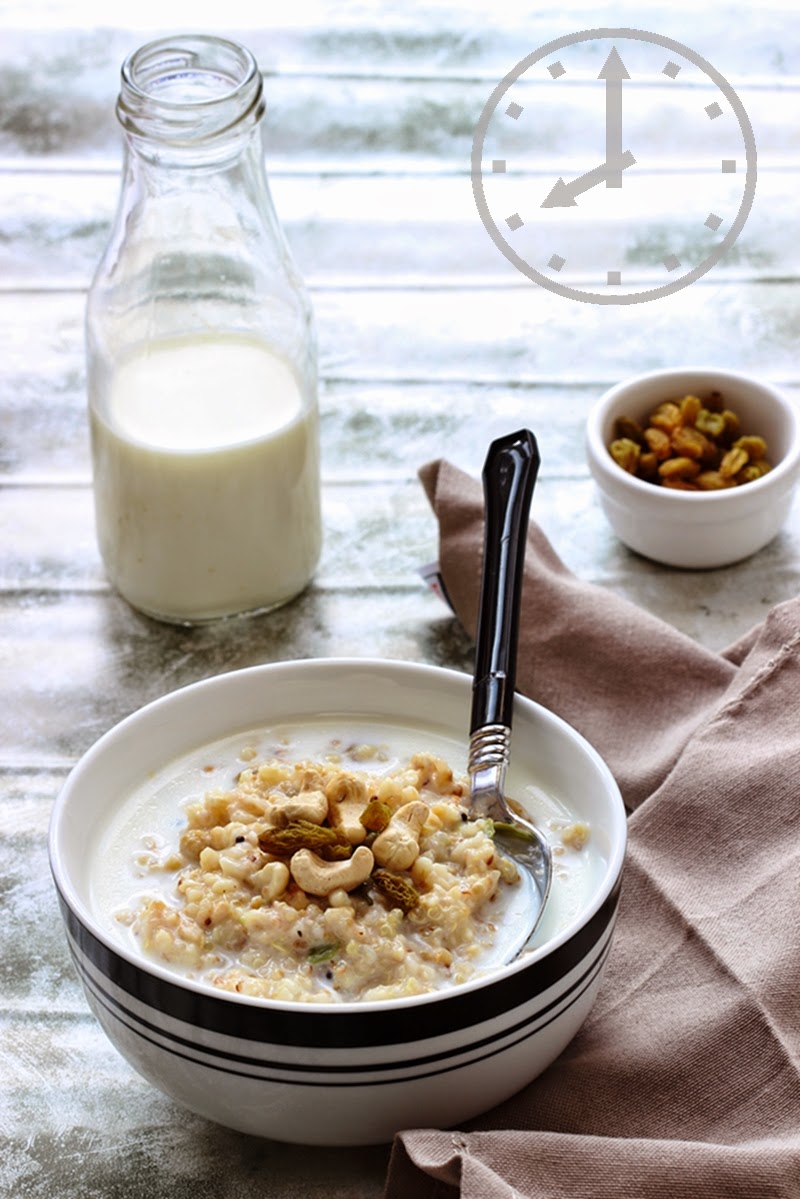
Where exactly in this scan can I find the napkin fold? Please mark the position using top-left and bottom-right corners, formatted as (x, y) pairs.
(383, 458), (800, 1199)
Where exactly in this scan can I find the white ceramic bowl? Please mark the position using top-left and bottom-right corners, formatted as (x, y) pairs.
(586, 367), (800, 568)
(49, 658), (626, 1145)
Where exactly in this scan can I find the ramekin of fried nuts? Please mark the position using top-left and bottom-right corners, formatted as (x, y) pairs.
(585, 367), (800, 568)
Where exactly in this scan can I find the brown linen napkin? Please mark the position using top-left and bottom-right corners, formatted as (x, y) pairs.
(383, 458), (800, 1199)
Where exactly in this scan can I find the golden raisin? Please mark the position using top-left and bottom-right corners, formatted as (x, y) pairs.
(649, 402), (682, 433)
(661, 477), (699, 491)
(371, 869), (420, 913)
(720, 447), (749, 478)
(695, 409), (726, 438)
(658, 456), (701, 480)
(696, 470), (734, 491)
(671, 426), (716, 461)
(643, 427), (672, 459)
(615, 415), (645, 444)
(638, 452), (659, 481)
(609, 438), (641, 473)
(720, 410), (741, 443)
(359, 799), (393, 833)
(608, 391), (771, 491)
(739, 460), (771, 481)
(679, 394), (702, 425)
(733, 434), (767, 461)
(258, 820), (350, 857)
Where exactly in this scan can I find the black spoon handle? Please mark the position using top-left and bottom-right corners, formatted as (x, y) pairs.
(469, 428), (540, 735)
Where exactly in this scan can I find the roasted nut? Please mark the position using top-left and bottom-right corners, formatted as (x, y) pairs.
(372, 800), (428, 871)
(325, 774), (368, 844)
(268, 788), (328, 826)
(289, 845), (375, 896)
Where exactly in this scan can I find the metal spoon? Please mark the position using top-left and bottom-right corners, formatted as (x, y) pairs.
(467, 428), (553, 966)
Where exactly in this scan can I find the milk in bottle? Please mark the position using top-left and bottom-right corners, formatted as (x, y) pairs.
(86, 36), (321, 622)
(90, 334), (320, 622)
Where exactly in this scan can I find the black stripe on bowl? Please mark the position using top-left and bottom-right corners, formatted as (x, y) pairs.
(56, 872), (621, 1049)
(72, 934), (613, 1088)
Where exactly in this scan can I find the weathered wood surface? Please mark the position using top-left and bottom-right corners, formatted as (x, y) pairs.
(1, 4), (799, 1196)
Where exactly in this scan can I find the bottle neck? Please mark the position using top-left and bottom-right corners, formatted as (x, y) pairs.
(91, 34), (313, 389)
(116, 35), (266, 168)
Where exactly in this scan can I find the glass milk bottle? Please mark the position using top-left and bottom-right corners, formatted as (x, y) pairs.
(86, 35), (321, 624)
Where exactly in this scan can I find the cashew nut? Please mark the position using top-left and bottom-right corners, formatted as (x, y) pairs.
(268, 788), (328, 826)
(371, 800), (429, 871)
(325, 774), (368, 845)
(289, 845), (374, 896)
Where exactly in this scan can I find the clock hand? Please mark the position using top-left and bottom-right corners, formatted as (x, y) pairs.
(540, 150), (636, 208)
(598, 47), (630, 188)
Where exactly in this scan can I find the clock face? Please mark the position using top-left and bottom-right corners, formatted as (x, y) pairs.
(471, 27), (757, 305)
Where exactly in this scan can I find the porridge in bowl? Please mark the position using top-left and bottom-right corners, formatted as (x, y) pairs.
(94, 719), (599, 1003)
(53, 660), (627, 1142)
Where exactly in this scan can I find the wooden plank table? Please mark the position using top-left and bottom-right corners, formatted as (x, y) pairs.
(1, 4), (798, 1195)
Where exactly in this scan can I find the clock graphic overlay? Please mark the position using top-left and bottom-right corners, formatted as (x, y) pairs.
(471, 28), (757, 305)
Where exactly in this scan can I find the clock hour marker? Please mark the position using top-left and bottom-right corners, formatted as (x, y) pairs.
(662, 61), (681, 78)
(721, 159), (737, 173)
(492, 160), (506, 173)
(705, 101), (723, 120)
(705, 212), (723, 231)
(506, 213), (524, 231)
(548, 254), (566, 272)
(505, 102), (523, 119)
(664, 255), (681, 272)
(607, 271), (621, 286)
(548, 61), (566, 79)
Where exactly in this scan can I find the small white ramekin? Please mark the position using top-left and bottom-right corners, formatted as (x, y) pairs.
(586, 367), (800, 569)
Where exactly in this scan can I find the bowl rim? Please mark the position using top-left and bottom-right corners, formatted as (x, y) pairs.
(586, 365), (800, 505)
(49, 656), (627, 1016)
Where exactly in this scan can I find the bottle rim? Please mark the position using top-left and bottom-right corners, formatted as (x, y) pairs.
(117, 34), (265, 145)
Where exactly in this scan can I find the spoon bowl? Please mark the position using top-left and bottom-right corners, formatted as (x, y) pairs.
(468, 428), (553, 962)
